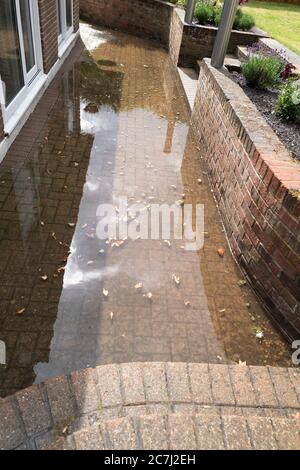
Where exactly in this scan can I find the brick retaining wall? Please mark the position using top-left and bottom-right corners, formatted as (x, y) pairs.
(191, 60), (300, 341)
(79, 1), (266, 66)
(80, 0), (175, 47)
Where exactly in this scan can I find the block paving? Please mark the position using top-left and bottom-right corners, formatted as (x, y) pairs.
(0, 23), (294, 401)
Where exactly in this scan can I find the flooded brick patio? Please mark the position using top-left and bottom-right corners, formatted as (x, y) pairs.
(0, 23), (293, 398)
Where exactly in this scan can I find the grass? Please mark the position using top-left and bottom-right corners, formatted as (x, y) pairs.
(243, 1), (300, 56)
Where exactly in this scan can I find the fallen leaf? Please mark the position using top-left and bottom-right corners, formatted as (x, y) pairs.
(238, 360), (247, 366)
(176, 200), (184, 207)
(17, 308), (26, 315)
(238, 279), (247, 287)
(217, 247), (225, 258)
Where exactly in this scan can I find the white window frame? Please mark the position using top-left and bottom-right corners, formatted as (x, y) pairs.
(0, 0), (43, 124)
(57, 0), (74, 49)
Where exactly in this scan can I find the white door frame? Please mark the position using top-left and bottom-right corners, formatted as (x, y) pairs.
(0, 0), (43, 124)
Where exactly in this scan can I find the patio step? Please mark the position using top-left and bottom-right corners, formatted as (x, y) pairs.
(1, 363), (299, 449)
(45, 411), (300, 450)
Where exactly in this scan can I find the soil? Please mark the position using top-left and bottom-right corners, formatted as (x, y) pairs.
(231, 72), (300, 163)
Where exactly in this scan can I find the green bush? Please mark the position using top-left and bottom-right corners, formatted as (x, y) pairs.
(195, 3), (255, 31)
(241, 56), (284, 90)
(276, 80), (300, 122)
(194, 3), (215, 24)
(236, 12), (255, 31)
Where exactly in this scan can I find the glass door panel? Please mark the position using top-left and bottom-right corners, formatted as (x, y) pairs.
(19, 0), (36, 73)
(0, 0), (25, 106)
(66, 0), (73, 29)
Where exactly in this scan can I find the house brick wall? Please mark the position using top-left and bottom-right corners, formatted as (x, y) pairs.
(38, 0), (59, 73)
(73, 0), (80, 32)
(191, 59), (300, 341)
(80, 0), (175, 47)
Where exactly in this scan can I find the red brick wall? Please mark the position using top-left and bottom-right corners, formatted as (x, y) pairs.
(191, 59), (300, 341)
(80, 0), (175, 47)
(73, 0), (80, 32)
(38, 0), (59, 73)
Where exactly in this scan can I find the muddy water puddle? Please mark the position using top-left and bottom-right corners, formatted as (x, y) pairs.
(0, 23), (294, 397)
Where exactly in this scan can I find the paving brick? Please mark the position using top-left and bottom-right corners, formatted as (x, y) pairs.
(73, 425), (104, 450)
(250, 366), (278, 407)
(229, 365), (257, 407)
(247, 417), (278, 450)
(168, 414), (197, 450)
(209, 364), (235, 406)
(288, 369), (300, 405)
(194, 411), (225, 450)
(271, 417), (300, 450)
(143, 363), (168, 403)
(104, 417), (138, 450)
(166, 363), (191, 402)
(70, 369), (100, 414)
(269, 367), (299, 408)
(46, 436), (72, 450)
(15, 385), (51, 437)
(96, 364), (122, 407)
(121, 363), (146, 405)
(0, 398), (25, 450)
(222, 415), (252, 450)
(138, 415), (168, 450)
(189, 363), (213, 405)
(45, 376), (76, 424)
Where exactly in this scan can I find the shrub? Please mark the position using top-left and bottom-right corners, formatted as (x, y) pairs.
(241, 56), (285, 90)
(195, 2), (255, 31)
(276, 80), (300, 122)
(194, 3), (215, 24)
(236, 12), (255, 31)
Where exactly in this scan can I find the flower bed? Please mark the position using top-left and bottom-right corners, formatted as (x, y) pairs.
(231, 44), (300, 162)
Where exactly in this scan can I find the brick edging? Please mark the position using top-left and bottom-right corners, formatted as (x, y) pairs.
(191, 59), (300, 341)
(0, 362), (299, 449)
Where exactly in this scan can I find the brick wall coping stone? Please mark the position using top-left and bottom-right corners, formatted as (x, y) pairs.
(0, 362), (299, 449)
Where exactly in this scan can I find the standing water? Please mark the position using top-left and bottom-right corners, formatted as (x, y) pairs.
(0, 23), (293, 398)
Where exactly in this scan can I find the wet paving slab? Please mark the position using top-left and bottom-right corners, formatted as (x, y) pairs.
(0, 23), (295, 397)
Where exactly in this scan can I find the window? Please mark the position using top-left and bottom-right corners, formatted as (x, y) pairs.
(0, 0), (42, 122)
(57, 0), (73, 46)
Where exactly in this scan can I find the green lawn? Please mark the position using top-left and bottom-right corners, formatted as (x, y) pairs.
(244, 1), (300, 56)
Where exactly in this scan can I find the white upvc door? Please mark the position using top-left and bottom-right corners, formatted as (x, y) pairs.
(0, 0), (43, 123)
(57, 0), (74, 49)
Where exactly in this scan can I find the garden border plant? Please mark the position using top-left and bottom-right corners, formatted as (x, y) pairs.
(231, 44), (300, 161)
